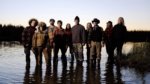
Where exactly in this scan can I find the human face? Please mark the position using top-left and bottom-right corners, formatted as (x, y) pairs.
(74, 20), (79, 25)
(87, 23), (92, 29)
(31, 20), (36, 27)
(57, 22), (62, 28)
(118, 17), (124, 25)
(50, 21), (55, 26)
(66, 24), (71, 29)
(107, 23), (112, 28)
(39, 27), (43, 32)
(93, 22), (97, 27)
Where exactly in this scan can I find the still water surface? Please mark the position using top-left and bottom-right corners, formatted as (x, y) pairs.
(0, 42), (150, 84)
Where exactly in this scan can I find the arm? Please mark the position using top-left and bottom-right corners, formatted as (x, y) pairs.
(87, 29), (92, 44)
(32, 33), (36, 48)
(87, 29), (92, 47)
(43, 32), (48, 48)
(81, 26), (86, 45)
(53, 29), (56, 43)
(101, 27), (105, 47)
(123, 26), (127, 42)
(22, 29), (29, 47)
(22, 29), (26, 46)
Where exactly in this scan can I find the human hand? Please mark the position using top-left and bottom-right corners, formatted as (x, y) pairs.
(101, 42), (105, 47)
(88, 44), (91, 47)
(82, 43), (85, 46)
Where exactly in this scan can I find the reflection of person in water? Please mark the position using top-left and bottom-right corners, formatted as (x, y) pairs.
(115, 60), (123, 84)
(23, 65), (31, 84)
(44, 62), (68, 84)
(74, 64), (83, 83)
(60, 62), (67, 83)
(104, 58), (123, 84)
(51, 61), (58, 84)
(105, 58), (115, 84)
(43, 66), (52, 84)
(24, 65), (43, 83)
(86, 63), (101, 84)
(32, 66), (43, 83)
(69, 61), (75, 84)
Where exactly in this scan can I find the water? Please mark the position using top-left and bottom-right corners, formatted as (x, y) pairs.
(0, 42), (150, 84)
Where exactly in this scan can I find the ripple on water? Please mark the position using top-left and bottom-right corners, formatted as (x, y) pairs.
(0, 43), (150, 84)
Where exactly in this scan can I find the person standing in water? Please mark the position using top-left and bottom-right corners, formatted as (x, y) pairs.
(72, 16), (86, 65)
(86, 22), (92, 63)
(22, 18), (38, 66)
(104, 21), (113, 60)
(111, 17), (127, 58)
(65, 23), (74, 61)
(43, 19), (57, 66)
(53, 20), (67, 64)
(32, 22), (47, 66)
(88, 18), (103, 66)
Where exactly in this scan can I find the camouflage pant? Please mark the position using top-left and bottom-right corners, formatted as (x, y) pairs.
(73, 43), (83, 61)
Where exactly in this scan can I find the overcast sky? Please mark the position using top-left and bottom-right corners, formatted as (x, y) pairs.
(0, 0), (150, 30)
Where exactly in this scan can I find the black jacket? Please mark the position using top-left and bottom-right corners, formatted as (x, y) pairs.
(88, 25), (103, 42)
(111, 24), (127, 42)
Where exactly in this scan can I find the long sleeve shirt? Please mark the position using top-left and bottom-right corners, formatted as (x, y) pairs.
(22, 26), (36, 47)
(88, 25), (103, 43)
(71, 24), (86, 44)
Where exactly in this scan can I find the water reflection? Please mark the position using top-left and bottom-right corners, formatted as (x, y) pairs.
(86, 64), (101, 84)
(23, 61), (100, 84)
(69, 62), (75, 84)
(0, 42), (150, 84)
(0, 41), (21, 48)
(24, 65), (43, 84)
(105, 59), (115, 84)
(115, 60), (123, 84)
(23, 66), (30, 84)
(104, 58), (124, 84)
(43, 66), (52, 84)
(33, 66), (43, 83)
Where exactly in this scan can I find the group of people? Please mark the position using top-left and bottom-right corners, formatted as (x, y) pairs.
(22, 16), (127, 66)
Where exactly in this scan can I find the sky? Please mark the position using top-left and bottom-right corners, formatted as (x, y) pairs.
(0, 0), (150, 30)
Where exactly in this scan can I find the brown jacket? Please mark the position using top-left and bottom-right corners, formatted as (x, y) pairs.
(32, 32), (47, 47)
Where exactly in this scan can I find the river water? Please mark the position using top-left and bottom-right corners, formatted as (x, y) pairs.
(0, 42), (150, 84)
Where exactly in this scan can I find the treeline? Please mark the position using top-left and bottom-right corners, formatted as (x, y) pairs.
(127, 31), (150, 42)
(0, 24), (149, 42)
(0, 24), (24, 42)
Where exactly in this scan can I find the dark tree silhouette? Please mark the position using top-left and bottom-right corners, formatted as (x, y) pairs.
(0, 24), (2, 28)
(126, 31), (150, 42)
(0, 24), (24, 42)
(0, 23), (150, 42)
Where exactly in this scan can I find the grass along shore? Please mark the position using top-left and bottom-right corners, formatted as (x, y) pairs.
(120, 42), (150, 72)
